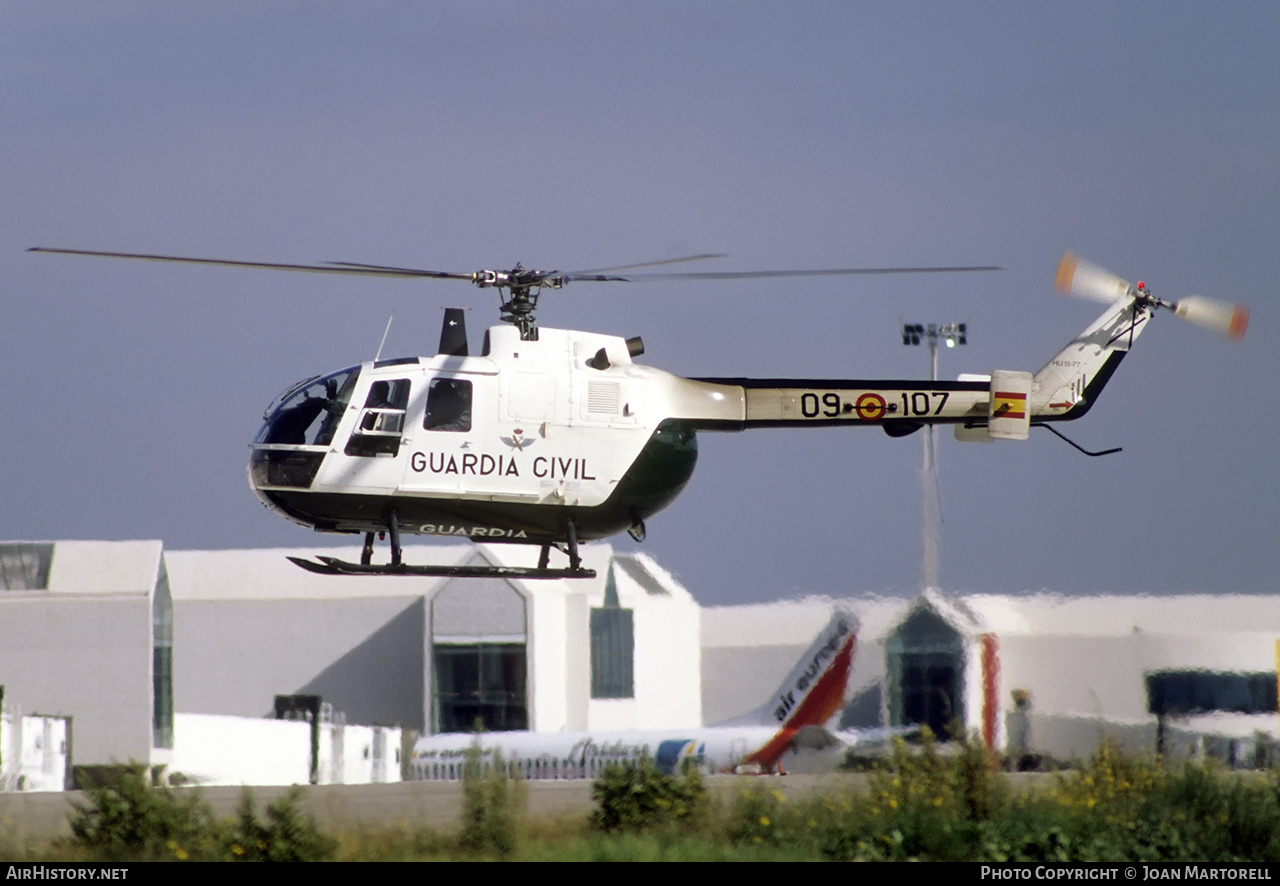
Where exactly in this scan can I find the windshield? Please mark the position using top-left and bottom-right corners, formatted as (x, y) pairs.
(256, 366), (360, 446)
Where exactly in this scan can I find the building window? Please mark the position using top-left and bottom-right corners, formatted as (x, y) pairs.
(433, 643), (528, 733)
(591, 564), (634, 699)
(152, 560), (174, 749)
(1146, 670), (1279, 717)
(0, 543), (53, 591)
(591, 608), (634, 699)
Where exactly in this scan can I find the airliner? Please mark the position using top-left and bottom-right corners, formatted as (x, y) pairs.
(410, 607), (883, 780)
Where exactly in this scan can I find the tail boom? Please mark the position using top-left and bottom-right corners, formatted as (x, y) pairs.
(668, 290), (1160, 444)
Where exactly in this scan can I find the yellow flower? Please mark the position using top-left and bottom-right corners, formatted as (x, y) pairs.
(758, 816), (771, 827)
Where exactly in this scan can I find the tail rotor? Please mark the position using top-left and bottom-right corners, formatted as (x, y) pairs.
(1055, 252), (1248, 340)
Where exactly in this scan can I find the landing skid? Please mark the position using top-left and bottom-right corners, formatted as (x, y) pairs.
(286, 555), (595, 579)
(285, 511), (596, 579)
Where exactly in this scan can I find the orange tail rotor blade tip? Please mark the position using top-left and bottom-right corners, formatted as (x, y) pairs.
(1054, 253), (1079, 294)
(1229, 305), (1250, 340)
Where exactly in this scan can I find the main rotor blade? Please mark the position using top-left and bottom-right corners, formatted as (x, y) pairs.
(1055, 252), (1133, 303)
(322, 261), (472, 279)
(31, 247), (1000, 287)
(571, 265), (1001, 283)
(29, 247), (471, 280)
(569, 253), (728, 275)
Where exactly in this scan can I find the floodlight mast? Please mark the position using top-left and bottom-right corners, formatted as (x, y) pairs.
(901, 321), (967, 590)
(902, 321), (967, 381)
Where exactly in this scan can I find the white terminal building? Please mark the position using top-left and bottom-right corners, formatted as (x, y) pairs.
(1, 539), (1277, 787)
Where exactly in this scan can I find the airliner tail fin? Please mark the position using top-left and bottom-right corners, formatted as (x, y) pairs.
(720, 607), (859, 730)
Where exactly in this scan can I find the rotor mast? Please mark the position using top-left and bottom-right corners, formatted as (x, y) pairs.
(472, 264), (568, 341)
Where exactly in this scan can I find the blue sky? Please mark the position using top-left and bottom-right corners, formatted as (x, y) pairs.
(3, 2), (1276, 604)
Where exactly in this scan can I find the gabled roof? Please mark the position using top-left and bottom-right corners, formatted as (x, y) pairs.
(611, 552), (692, 601)
(910, 586), (984, 635)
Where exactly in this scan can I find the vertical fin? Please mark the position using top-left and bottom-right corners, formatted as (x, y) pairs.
(438, 307), (469, 357)
(716, 607), (859, 729)
(738, 609), (859, 771)
(1032, 295), (1152, 420)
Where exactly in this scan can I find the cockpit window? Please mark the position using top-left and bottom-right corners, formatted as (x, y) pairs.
(346, 378), (412, 457)
(257, 366), (359, 446)
(425, 377), (472, 432)
(359, 379), (411, 432)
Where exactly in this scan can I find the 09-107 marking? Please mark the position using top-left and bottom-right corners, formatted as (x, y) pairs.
(799, 391), (950, 420)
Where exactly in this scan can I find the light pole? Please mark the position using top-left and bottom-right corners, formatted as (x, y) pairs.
(901, 322), (966, 590)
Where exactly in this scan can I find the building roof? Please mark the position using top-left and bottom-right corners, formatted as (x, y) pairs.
(701, 595), (914, 648)
(963, 592), (1280, 637)
(3, 539), (163, 596)
(611, 552), (692, 601)
(703, 588), (1280, 650)
(164, 544), (460, 601)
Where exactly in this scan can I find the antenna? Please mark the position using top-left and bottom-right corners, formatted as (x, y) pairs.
(373, 312), (394, 362)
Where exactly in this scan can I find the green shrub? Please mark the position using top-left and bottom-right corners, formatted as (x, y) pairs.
(460, 744), (521, 856)
(590, 757), (708, 832)
(727, 784), (787, 847)
(68, 763), (334, 862)
(224, 788), (336, 862)
(68, 763), (217, 861)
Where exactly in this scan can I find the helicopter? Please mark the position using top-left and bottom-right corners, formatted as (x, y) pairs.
(30, 247), (1247, 579)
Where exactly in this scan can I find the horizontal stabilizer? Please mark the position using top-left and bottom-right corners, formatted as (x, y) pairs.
(988, 370), (1032, 440)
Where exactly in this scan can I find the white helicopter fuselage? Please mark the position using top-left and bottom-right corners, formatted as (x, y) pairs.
(249, 323), (733, 544)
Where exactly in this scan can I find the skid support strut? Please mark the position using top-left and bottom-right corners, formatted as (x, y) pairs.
(565, 518), (582, 572)
(287, 514), (596, 579)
